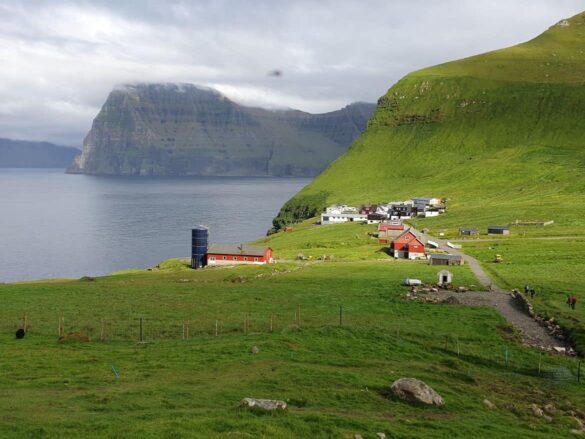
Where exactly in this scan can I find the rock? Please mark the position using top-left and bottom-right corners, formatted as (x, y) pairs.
(556, 19), (571, 27)
(239, 398), (287, 411)
(483, 399), (495, 410)
(376, 433), (386, 439)
(553, 347), (566, 354)
(442, 296), (460, 305)
(58, 332), (90, 343)
(390, 378), (444, 406)
(543, 403), (556, 414)
(530, 403), (544, 417)
(544, 415), (553, 422)
(354, 435), (363, 439)
(570, 430), (584, 436)
(251, 346), (259, 355)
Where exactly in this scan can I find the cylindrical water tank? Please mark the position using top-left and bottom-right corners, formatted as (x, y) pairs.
(191, 226), (208, 269)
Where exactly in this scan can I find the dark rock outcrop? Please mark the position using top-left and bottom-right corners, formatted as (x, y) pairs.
(68, 83), (375, 177)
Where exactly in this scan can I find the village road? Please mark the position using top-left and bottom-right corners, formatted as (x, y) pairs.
(414, 228), (567, 350)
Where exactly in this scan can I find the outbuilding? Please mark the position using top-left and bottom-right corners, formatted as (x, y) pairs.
(430, 254), (464, 266)
(207, 244), (273, 265)
(390, 229), (426, 260)
(487, 226), (510, 235)
(459, 227), (479, 236)
(437, 270), (453, 286)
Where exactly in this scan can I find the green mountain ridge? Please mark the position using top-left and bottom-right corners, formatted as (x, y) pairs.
(273, 12), (585, 232)
(68, 84), (375, 177)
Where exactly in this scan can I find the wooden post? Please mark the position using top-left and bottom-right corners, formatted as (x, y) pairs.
(58, 316), (64, 337)
(139, 318), (144, 343)
(270, 315), (274, 333)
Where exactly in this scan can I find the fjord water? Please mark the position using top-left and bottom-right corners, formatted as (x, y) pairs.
(0, 169), (309, 282)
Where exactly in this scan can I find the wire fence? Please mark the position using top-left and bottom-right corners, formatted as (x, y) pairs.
(3, 310), (583, 385)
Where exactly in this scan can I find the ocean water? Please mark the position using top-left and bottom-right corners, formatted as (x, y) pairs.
(0, 169), (309, 282)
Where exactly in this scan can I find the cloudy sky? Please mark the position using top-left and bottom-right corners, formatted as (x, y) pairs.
(0, 0), (583, 146)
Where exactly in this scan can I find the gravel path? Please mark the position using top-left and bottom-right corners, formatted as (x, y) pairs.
(415, 229), (568, 351)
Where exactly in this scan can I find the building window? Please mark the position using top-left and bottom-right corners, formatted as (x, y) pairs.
(233, 256), (237, 261)
(244, 257), (248, 261)
(254, 257), (258, 262)
(222, 256), (227, 260)
(210, 256), (216, 261)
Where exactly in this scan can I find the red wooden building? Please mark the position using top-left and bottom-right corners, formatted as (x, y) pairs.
(207, 244), (273, 266)
(378, 223), (406, 244)
(390, 229), (426, 260)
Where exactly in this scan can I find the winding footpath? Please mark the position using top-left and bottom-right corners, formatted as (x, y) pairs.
(415, 229), (568, 351)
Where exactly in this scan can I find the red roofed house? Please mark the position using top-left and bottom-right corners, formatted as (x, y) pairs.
(378, 223), (406, 244)
(207, 244), (273, 266)
(390, 229), (426, 260)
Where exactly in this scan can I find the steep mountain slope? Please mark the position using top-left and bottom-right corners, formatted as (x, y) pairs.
(274, 12), (585, 231)
(68, 84), (375, 177)
(0, 138), (79, 168)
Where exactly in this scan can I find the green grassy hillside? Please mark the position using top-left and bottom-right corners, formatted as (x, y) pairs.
(1, 259), (584, 437)
(273, 12), (585, 233)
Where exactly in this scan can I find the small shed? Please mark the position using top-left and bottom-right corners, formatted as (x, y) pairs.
(487, 226), (510, 235)
(459, 227), (479, 236)
(438, 270), (453, 286)
(430, 254), (463, 266)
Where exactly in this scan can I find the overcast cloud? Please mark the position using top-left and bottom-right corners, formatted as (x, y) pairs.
(0, 0), (583, 146)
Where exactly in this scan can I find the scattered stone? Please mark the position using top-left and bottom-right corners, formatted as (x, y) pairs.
(239, 398), (287, 411)
(376, 433), (386, 439)
(251, 346), (259, 355)
(390, 378), (444, 406)
(553, 347), (566, 354)
(483, 399), (495, 410)
(531, 404), (544, 417)
(570, 430), (584, 436)
(556, 19), (571, 27)
(15, 328), (25, 339)
(58, 332), (90, 343)
(544, 404), (556, 414)
(544, 415), (553, 423)
(442, 296), (460, 305)
(354, 435), (363, 439)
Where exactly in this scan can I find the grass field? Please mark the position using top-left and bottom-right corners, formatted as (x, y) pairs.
(1, 259), (584, 438)
(462, 238), (585, 353)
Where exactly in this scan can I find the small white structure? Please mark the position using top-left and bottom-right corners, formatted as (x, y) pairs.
(320, 213), (367, 225)
(447, 242), (462, 249)
(403, 278), (423, 286)
(325, 204), (358, 215)
(427, 240), (439, 248)
(437, 270), (453, 286)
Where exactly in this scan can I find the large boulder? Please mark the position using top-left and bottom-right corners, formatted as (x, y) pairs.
(239, 398), (287, 411)
(390, 378), (444, 406)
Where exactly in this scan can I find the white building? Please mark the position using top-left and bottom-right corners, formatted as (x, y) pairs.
(321, 213), (368, 225)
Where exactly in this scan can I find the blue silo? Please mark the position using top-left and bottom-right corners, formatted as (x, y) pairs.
(191, 226), (209, 269)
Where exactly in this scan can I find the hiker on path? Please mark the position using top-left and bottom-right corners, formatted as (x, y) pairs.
(571, 295), (577, 310)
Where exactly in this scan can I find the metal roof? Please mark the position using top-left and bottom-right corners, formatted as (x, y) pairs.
(487, 226), (509, 230)
(208, 244), (269, 257)
(430, 254), (462, 260)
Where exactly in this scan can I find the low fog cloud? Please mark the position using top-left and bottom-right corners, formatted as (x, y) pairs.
(0, 0), (583, 145)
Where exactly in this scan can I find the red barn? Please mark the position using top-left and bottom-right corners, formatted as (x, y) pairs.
(390, 229), (426, 260)
(207, 244), (273, 266)
(378, 223), (406, 244)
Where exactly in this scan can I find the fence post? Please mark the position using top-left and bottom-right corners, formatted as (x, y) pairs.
(139, 318), (144, 343)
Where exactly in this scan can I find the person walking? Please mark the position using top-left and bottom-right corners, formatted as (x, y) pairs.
(567, 294), (572, 308)
(571, 294), (577, 310)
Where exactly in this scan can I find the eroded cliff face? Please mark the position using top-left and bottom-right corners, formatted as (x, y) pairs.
(0, 138), (79, 168)
(68, 84), (375, 177)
